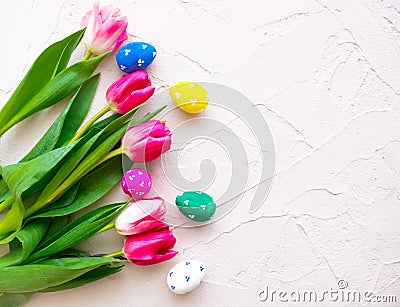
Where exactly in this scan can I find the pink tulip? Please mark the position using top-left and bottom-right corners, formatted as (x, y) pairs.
(106, 71), (155, 114)
(124, 225), (178, 266)
(81, 1), (128, 55)
(122, 120), (172, 163)
(115, 197), (166, 235)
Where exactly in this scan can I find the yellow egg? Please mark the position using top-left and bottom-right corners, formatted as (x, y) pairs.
(169, 81), (209, 114)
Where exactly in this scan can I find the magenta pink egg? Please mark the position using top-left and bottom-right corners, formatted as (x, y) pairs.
(121, 168), (152, 198)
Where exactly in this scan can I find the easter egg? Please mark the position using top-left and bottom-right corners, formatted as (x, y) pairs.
(175, 191), (216, 222)
(121, 168), (152, 199)
(116, 42), (157, 73)
(169, 82), (209, 114)
(167, 260), (206, 294)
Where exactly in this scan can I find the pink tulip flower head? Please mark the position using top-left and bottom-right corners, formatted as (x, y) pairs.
(123, 224), (178, 266)
(122, 120), (172, 163)
(106, 71), (155, 114)
(81, 1), (128, 55)
(115, 197), (166, 235)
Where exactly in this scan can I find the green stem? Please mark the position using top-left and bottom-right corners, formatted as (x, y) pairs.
(82, 50), (93, 61)
(0, 196), (14, 213)
(24, 147), (124, 218)
(96, 223), (115, 234)
(69, 105), (111, 144)
(105, 250), (125, 258)
(91, 147), (123, 170)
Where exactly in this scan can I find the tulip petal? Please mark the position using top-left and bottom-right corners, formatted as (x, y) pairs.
(116, 86), (155, 114)
(126, 135), (171, 163)
(115, 198), (166, 235)
(132, 250), (178, 266)
(99, 4), (119, 22)
(124, 227), (178, 266)
(106, 71), (153, 113)
(122, 120), (160, 149)
(122, 120), (172, 162)
(80, 1), (128, 55)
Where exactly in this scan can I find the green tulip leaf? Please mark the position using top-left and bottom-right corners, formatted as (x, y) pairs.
(26, 203), (125, 263)
(0, 74), (100, 205)
(2, 146), (76, 198)
(26, 130), (105, 216)
(74, 113), (121, 145)
(45, 216), (70, 242)
(56, 73), (100, 147)
(0, 198), (25, 244)
(0, 219), (51, 268)
(30, 156), (122, 220)
(0, 145), (76, 243)
(0, 29), (86, 137)
(1, 107), (133, 220)
(23, 73), (100, 161)
(4, 53), (108, 134)
(0, 292), (36, 307)
(0, 257), (121, 293)
(0, 29), (85, 136)
(49, 248), (91, 259)
(0, 181), (10, 204)
(29, 106), (143, 216)
(54, 29), (86, 76)
(36, 185), (80, 218)
(133, 105), (167, 126)
(40, 262), (124, 293)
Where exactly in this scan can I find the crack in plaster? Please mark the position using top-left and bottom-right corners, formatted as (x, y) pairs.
(175, 51), (213, 75)
(221, 109), (390, 207)
(254, 11), (312, 34)
(384, 3), (400, 16)
(334, 139), (400, 177)
(0, 88), (11, 95)
(382, 16), (400, 36)
(201, 279), (248, 290)
(314, 0), (400, 96)
(282, 188), (342, 213)
(378, 275), (400, 295)
(274, 109), (389, 175)
(256, 103), (314, 149)
(256, 9), (327, 44)
(44, 0), (66, 45)
(181, 215), (291, 254)
(293, 219), (340, 280)
(181, 211), (356, 257)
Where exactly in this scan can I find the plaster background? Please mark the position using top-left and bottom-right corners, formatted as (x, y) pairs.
(0, 0), (399, 306)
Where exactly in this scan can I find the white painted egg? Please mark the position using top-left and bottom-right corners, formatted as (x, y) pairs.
(167, 260), (206, 294)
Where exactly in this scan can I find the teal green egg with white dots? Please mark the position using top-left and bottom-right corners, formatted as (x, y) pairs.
(175, 191), (216, 222)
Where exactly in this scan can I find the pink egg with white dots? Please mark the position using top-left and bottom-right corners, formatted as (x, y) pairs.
(121, 168), (152, 199)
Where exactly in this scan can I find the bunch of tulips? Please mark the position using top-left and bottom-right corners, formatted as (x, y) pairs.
(0, 1), (177, 304)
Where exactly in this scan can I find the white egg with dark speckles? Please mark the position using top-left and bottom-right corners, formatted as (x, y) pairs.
(167, 260), (206, 294)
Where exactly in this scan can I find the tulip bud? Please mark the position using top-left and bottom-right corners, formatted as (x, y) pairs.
(106, 71), (155, 114)
(122, 120), (172, 163)
(123, 225), (178, 266)
(81, 1), (128, 55)
(115, 197), (166, 235)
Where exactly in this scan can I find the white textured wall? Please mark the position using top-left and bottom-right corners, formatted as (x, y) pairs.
(0, 0), (400, 306)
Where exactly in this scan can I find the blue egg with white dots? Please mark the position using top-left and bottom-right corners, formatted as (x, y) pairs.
(116, 42), (157, 73)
